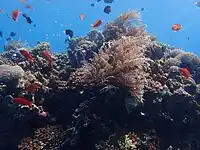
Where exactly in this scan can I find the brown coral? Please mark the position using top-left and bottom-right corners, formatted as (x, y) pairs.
(103, 10), (147, 41)
(68, 35), (152, 102)
(18, 125), (64, 150)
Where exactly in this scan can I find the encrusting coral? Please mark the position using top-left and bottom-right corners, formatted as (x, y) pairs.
(1, 10), (200, 150)
(0, 64), (25, 87)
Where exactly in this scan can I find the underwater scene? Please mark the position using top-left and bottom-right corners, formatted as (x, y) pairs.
(1, 0), (200, 149)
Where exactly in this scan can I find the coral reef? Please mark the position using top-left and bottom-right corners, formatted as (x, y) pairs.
(18, 125), (64, 150)
(67, 30), (105, 68)
(1, 10), (200, 150)
(31, 42), (51, 56)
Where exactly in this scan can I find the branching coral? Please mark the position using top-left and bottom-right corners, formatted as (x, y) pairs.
(68, 35), (152, 102)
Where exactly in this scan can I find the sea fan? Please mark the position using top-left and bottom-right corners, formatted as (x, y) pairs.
(103, 10), (147, 41)
(68, 35), (152, 102)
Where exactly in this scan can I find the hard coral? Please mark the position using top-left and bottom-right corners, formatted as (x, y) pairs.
(87, 30), (105, 47)
(163, 58), (181, 72)
(164, 48), (184, 58)
(1, 50), (27, 63)
(66, 31), (104, 68)
(0, 64), (24, 85)
(67, 36), (101, 67)
(31, 42), (51, 56)
(175, 52), (200, 71)
(145, 41), (168, 60)
(0, 55), (14, 65)
(18, 125), (64, 150)
(174, 52), (200, 83)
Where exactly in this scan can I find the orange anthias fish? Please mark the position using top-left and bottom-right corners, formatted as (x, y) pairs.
(26, 5), (33, 9)
(12, 9), (20, 21)
(12, 97), (33, 107)
(41, 50), (54, 67)
(80, 13), (84, 21)
(19, 0), (26, 3)
(172, 24), (182, 31)
(179, 68), (191, 79)
(25, 82), (42, 93)
(19, 49), (34, 62)
(91, 20), (102, 28)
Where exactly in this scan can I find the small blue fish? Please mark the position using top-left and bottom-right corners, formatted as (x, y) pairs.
(6, 37), (11, 41)
(0, 31), (3, 38)
(104, 0), (114, 3)
(196, 1), (200, 7)
(140, 8), (145, 11)
(104, 6), (111, 14)
(22, 13), (33, 24)
(10, 32), (16, 37)
(65, 29), (73, 39)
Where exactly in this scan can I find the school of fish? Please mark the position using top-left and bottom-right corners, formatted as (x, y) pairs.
(0, 0), (199, 43)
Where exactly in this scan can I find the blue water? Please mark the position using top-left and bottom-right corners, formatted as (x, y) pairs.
(0, 0), (200, 54)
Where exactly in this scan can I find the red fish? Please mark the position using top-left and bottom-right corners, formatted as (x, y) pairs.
(12, 9), (20, 21)
(80, 13), (84, 21)
(19, 0), (26, 3)
(179, 68), (191, 79)
(26, 5), (33, 9)
(172, 24), (182, 31)
(0, 9), (4, 13)
(41, 50), (54, 66)
(91, 20), (102, 28)
(19, 49), (34, 62)
(25, 82), (42, 93)
(12, 97), (32, 107)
